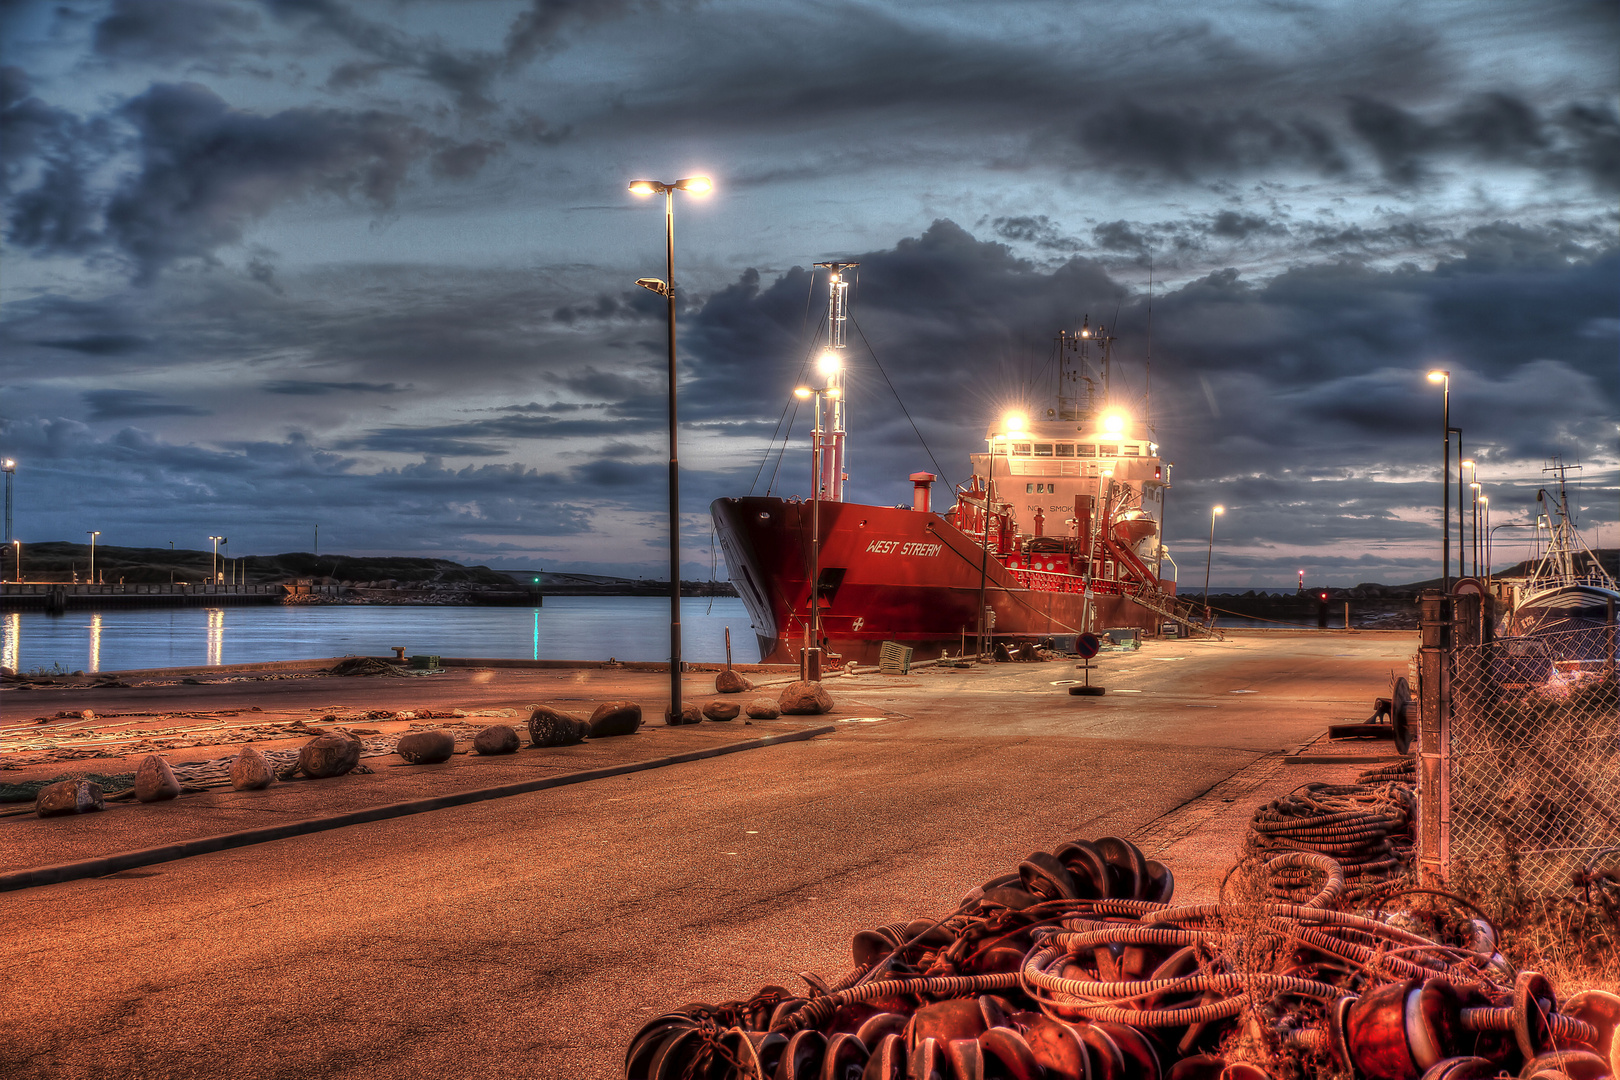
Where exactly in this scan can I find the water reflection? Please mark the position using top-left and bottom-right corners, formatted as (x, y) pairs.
(206, 608), (224, 666)
(533, 607), (540, 661)
(2, 612), (18, 672)
(88, 612), (102, 673)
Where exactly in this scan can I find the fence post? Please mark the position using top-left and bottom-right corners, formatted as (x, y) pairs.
(1418, 590), (1450, 886)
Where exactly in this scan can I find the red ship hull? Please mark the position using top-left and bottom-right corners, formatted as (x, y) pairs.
(712, 495), (1163, 665)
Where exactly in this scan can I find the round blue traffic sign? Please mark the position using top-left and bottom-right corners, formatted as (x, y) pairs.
(1076, 632), (1101, 659)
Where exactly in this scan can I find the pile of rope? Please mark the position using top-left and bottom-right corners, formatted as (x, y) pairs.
(624, 837), (1619, 1080)
(329, 657), (415, 677)
(1247, 759), (1416, 903)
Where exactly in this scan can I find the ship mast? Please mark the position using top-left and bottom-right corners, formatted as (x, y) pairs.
(813, 261), (857, 503)
(1529, 457), (1616, 592)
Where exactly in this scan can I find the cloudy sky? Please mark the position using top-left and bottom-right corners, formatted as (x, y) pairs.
(1, 0), (1615, 587)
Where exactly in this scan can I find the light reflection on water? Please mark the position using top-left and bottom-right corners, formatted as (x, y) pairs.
(0, 597), (753, 673)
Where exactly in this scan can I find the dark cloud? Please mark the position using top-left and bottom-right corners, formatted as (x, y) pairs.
(502, 0), (692, 68)
(261, 379), (406, 395)
(82, 390), (211, 420)
(430, 139), (504, 179)
(990, 215), (1083, 251)
(1073, 101), (1347, 180)
(92, 0), (261, 64)
(1092, 221), (1152, 254)
(264, 0), (500, 113)
(32, 333), (151, 355)
(1208, 211), (1283, 240)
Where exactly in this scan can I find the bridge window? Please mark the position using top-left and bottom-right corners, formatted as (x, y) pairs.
(1077, 444), (1096, 457)
(1011, 443), (1031, 456)
(1055, 443), (1074, 457)
(1123, 443), (1141, 456)
(1098, 444), (1119, 457)
(1032, 443), (1053, 456)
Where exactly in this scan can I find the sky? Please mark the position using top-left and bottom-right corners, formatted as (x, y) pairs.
(1, 0), (1616, 588)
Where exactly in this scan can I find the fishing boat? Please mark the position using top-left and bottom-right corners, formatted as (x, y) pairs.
(1496, 458), (1618, 639)
(711, 266), (1216, 667)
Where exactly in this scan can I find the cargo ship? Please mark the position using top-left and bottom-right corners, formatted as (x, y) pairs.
(711, 266), (1215, 666)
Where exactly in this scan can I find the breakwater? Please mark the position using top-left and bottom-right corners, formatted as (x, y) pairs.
(1, 583), (286, 611)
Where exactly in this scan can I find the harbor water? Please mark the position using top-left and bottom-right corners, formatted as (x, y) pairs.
(0, 597), (754, 674)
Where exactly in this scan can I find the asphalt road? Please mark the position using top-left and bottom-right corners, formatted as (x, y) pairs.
(0, 631), (1414, 1080)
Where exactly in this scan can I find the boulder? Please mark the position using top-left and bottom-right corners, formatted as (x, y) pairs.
(588, 701), (642, 738)
(397, 730), (456, 764)
(703, 700), (741, 722)
(745, 698), (781, 720)
(36, 779), (104, 817)
(299, 733), (361, 778)
(134, 754), (182, 802)
(473, 724), (520, 755)
(715, 669), (753, 694)
(778, 680), (834, 715)
(666, 703), (703, 726)
(230, 745), (276, 790)
(528, 706), (587, 748)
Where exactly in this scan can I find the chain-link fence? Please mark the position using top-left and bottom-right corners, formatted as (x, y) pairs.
(1446, 623), (1619, 897)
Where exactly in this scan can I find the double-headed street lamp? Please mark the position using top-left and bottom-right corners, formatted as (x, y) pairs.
(794, 362), (843, 679)
(1426, 370), (1451, 593)
(976, 412), (1025, 655)
(1202, 506), (1224, 614)
(629, 174), (712, 719)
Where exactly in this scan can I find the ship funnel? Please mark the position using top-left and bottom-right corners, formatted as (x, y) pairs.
(910, 472), (936, 513)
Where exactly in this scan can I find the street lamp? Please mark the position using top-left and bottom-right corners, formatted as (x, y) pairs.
(629, 174), (713, 720)
(794, 377), (842, 679)
(11, 539), (20, 583)
(976, 412), (1024, 655)
(1426, 370), (1450, 593)
(209, 536), (223, 585)
(1202, 506), (1224, 614)
(87, 530), (100, 584)
(1479, 496), (1490, 582)
(1468, 479), (1482, 579)
(2, 458), (13, 543)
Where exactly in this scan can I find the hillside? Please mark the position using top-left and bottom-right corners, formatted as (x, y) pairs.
(14, 542), (518, 587)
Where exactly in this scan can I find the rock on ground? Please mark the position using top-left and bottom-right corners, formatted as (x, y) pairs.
(666, 703), (703, 726)
(778, 680), (834, 715)
(745, 698), (781, 719)
(231, 745), (276, 790)
(528, 706), (588, 748)
(397, 730), (456, 764)
(299, 733), (361, 778)
(703, 700), (741, 721)
(588, 701), (642, 737)
(473, 724), (520, 755)
(36, 779), (104, 817)
(715, 669), (753, 694)
(134, 754), (182, 802)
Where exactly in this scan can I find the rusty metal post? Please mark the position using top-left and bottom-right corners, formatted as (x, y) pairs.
(1606, 597), (1616, 686)
(1418, 590), (1450, 886)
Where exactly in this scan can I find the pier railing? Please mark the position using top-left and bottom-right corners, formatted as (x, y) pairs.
(1419, 594), (1619, 899)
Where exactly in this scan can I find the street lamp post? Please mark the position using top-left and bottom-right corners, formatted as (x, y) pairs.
(976, 413), (1024, 656)
(2, 458), (14, 543)
(794, 373), (842, 679)
(12, 539), (20, 583)
(1479, 496), (1490, 582)
(1469, 480), (1482, 579)
(1202, 506), (1224, 615)
(87, 530), (100, 584)
(629, 174), (713, 719)
(209, 536), (222, 586)
(1427, 371), (1450, 593)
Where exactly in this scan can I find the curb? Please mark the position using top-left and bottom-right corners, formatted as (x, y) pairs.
(0, 724), (836, 893)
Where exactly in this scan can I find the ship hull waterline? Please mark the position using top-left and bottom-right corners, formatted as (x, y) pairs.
(712, 496), (1173, 666)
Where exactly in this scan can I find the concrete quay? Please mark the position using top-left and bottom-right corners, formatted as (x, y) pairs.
(0, 630), (1416, 1080)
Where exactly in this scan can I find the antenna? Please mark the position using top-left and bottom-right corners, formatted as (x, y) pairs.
(1145, 252), (1154, 432)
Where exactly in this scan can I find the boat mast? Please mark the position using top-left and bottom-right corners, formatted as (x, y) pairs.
(813, 261), (858, 503)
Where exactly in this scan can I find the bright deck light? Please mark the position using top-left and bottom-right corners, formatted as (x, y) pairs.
(677, 176), (713, 194)
(1003, 411), (1026, 434)
(628, 180), (658, 196)
(817, 350), (841, 377)
(1102, 410), (1127, 435)
(794, 387), (813, 399)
